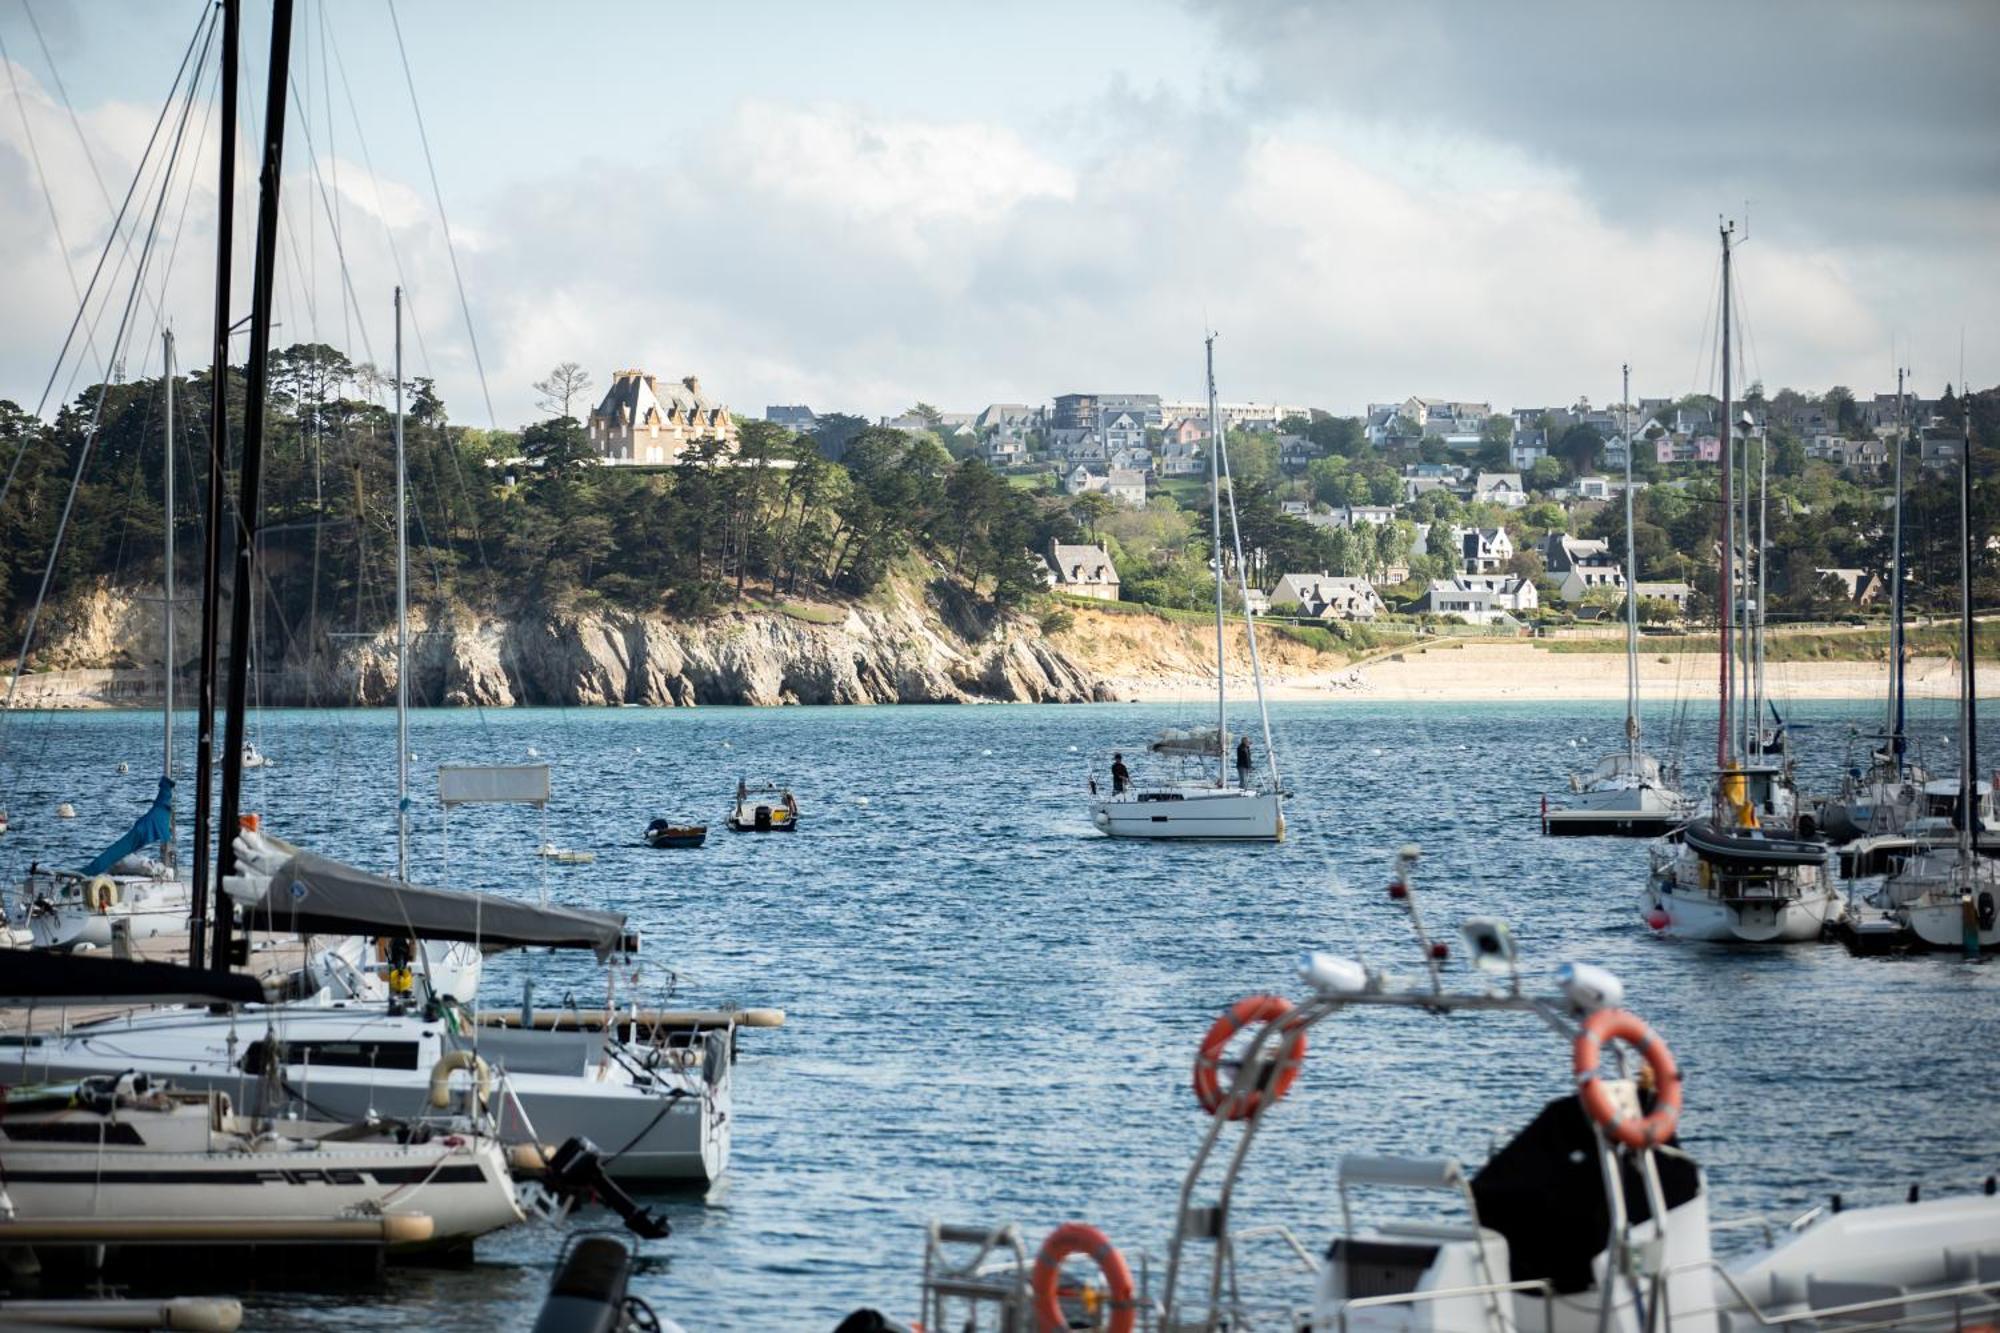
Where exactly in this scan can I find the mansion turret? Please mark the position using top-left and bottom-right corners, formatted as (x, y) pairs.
(587, 369), (738, 464)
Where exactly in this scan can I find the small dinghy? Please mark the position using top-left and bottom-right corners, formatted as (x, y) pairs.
(1680, 816), (1827, 869)
(240, 742), (272, 770)
(645, 819), (708, 849)
(535, 842), (597, 865)
(727, 781), (799, 833)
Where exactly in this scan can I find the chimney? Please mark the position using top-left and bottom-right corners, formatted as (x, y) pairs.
(683, 375), (701, 395)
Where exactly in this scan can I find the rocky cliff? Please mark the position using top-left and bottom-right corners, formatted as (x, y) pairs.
(17, 579), (1113, 708)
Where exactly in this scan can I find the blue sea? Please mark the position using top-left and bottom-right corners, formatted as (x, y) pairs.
(2, 696), (1995, 1329)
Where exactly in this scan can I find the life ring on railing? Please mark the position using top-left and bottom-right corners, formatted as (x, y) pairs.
(1192, 993), (1305, 1119)
(428, 1050), (492, 1112)
(1573, 1008), (1682, 1150)
(85, 875), (119, 913)
(1032, 1222), (1135, 1333)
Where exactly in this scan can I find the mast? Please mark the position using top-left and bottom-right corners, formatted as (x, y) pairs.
(1716, 220), (1736, 777)
(1889, 367), (1907, 765)
(1958, 396), (1976, 865)
(1206, 333), (1226, 787)
(161, 328), (177, 876)
(1622, 363), (1639, 759)
(188, 0), (238, 971)
(1754, 420), (1768, 758)
(394, 287), (409, 880)
(213, 0), (294, 972)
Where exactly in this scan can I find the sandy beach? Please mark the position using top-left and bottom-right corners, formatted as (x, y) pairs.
(1102, 641), (1992, 704)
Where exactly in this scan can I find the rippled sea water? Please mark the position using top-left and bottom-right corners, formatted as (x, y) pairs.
(3, 694), (1996, 1329)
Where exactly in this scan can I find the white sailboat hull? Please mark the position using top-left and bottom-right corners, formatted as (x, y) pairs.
(1644, 849), (1837, 943)
(1090, 788), (1283, 841)
(22, 877), (192, 950)
(14, 1005), (730, 1185)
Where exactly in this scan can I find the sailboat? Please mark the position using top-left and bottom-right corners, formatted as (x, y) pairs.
(1642, 222), (1838, 942)
(1544, 365), (1696, 837)
(16, 330), (194, 949)
(1088, 336), (1284, 841)
(1817, 370), (1931, 847)
(1870, 400), (1999, 953)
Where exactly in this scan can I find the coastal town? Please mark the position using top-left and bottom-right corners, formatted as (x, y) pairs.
(581, 363), (1981, 631)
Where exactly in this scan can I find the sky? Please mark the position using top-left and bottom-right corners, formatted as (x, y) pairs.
(1, 0), (1995, 429)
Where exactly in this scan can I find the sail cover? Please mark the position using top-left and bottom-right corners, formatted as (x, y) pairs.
(78, 776), (175, 877)
(225, 840), (633, 959)
(1, 952), (263, 1006)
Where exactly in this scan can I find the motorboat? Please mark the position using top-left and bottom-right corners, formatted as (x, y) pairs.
(535, 842), (597, 864)
(1089, 336), (1284, 843)
(729, 783), (799, 833)
(876, 855), (2000, 1333)
(8, 832), (741, 1186)
(240, 743), (272, 769)
(645, 819), (708, 849)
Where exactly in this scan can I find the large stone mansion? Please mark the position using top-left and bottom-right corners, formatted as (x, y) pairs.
(587, 369), (738, 464)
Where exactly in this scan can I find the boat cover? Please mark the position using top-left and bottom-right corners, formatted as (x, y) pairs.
(0, 952), (263, 1006)
(78, 776), (174, 877)
(1683, 817), (1826, 868)
(224, 834), (633, 959)
(1470, 1094), (1701, 1293)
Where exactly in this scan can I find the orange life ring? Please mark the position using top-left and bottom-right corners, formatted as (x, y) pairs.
(1573, 1008), (1682, 1150)
(1192, 993), (1305, 1119)
(1032, 1222), (1135, 1333)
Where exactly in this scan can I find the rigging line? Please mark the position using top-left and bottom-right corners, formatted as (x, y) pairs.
(322, 10), (431, 372)
(20, 0), (191, 352)
(0, 27), (106, 379)
(0, 0), (212, 520)
(0, 9), (216, 759)
(385, 0), (496, 430)
(282, 75), (377, 367)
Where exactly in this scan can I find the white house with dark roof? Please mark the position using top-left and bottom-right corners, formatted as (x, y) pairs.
(1473, 471), (1529, 508)
(1456, 526), (1515, 573)
(589, 369), (738, 464)
(1416, 576), (1531, 626)
(1268, 573), (1386, 621)
(1045, 539), (1120, 600)
(1107, 468), (1147, 507)
(1559, 562), (1627, 603)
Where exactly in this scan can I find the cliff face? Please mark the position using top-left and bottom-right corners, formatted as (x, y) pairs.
(23, 579), (1112, 708)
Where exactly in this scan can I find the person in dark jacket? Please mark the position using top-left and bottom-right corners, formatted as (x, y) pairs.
(1235, 735), (1253, 788)
(1110, 753), (1131, 795)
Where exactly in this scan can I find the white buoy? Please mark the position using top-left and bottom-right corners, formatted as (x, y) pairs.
(723, 741), (732, 750)
(527, 746), (541, 758)
(57, 802), (76, 819)
(981, 749), (993, 757)
(116, 761), (129, 774)
(854, 796), (871, 807)
(1067, 745), (1079, 753)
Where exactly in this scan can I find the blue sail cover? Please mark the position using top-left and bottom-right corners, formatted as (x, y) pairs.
(79, 776), (174, 876)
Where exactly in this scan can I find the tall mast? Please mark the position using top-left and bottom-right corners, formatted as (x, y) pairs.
(1622, 363), (1639, 759)
(161, 328), (177, 876)
(188, 0), (238, 971)
(1206, 333), (1226, 787)
(1958, 397), (1977, 864)
(1754, 422), (1768, 758)
(213, 0), (294, 972)
(394, 287), (410, 880)
(1889, 367), (1907, 765)
(1716, 221), (1736, 776)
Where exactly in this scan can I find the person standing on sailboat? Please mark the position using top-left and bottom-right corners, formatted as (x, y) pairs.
(1236, 736), (1252, 789)
(1111, 754), (1131, 795)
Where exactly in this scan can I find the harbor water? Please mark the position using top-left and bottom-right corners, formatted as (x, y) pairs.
(2, 696), (1996, 1327)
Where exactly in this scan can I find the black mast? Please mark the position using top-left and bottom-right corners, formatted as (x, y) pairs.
(1960, 396), (1978, 848)
(189, 0), (238, 972)
(213, 0), (295, 971)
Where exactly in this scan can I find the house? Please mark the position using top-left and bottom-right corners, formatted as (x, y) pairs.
(1101, 410), (1147, 453)
(1279, 499), (1311, 518)
(1416, 576), (1531, 626)
(1403, 475), (1453, 503)
(1157, 437), (1204, 477)
(588, 369), (738, 465)
(1559, 561), (1627, 603)
(1268, 573), (1386, 621)
(1278, 435), (1316, 471)
(976, 403), (1040, 438)
(1473, 472), (1529, 509)
(1919, 430), (1962, 470)
(1509, 430), (1549, 470)
(766, 404), (817, 432)
(1574, 475), (1612, 502)
(1163, 416), (1207, 447)
(1066, 465), (1109, 496)
(1045, 540), (1119, 601)
(985, 435), (1027, 466)
(1341, 504), (1397, 527)
(1453, 573), (1539, 612)
(1047, 428), (1105, 462)
(1107, 468), (1147, 508)
(1815, 567), (1882, 604)
(1051, 393), (1099, 432)
(1634, 581), (1694, 612)
(1543, 534), (1612, 574)
(1456, 526), (1514, 573)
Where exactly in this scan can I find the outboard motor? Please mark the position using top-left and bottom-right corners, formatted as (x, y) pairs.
(532, 1234), (685, 1333)
(754, 804), (773, 831)
(544, 1137), (671, 1240)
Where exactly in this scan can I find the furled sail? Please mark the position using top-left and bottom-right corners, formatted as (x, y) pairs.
(78, 776), (175, 877)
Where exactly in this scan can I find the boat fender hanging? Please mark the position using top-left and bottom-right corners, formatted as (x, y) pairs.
(1031, 1222), (1136, 1333)
(1573, 1008), (1682, 1151)
(1192, 993), (1305, 1119)
(429, 1050), (492, 1111)
(86, 875), (120, 913)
